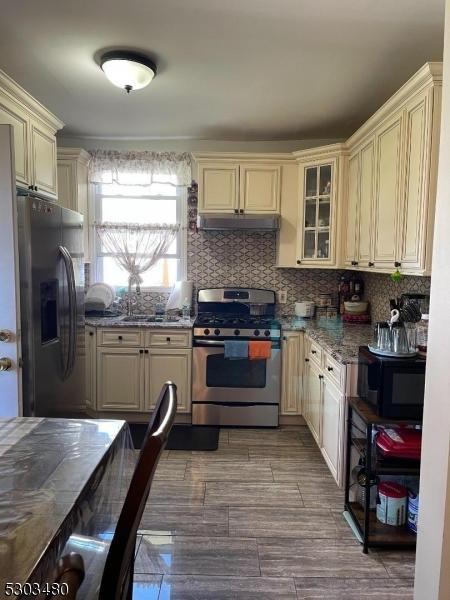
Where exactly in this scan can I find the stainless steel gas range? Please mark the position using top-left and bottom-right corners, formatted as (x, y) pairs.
(192, 288), (281, 427)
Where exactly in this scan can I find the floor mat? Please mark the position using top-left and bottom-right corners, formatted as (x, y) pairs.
(130, 424), (219, 451)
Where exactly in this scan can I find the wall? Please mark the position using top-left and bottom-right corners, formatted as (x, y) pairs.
(414, 0), (450, 596)
(363, 272), (431, 323)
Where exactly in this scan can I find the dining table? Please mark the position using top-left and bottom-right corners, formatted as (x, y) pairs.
(0, 417), (135, 599)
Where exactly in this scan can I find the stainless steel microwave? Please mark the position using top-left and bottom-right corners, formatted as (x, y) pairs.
(357, 346), (426, 420)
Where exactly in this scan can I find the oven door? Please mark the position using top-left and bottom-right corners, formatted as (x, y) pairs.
(192, 341), (281, 405)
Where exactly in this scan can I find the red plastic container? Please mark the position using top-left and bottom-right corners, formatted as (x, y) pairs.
(376, 428), (422, 460)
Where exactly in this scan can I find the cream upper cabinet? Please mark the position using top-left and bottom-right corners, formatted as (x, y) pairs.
(0, 69), (63, 197)
(0, 92), (29, 186)
(145, 348), (192, 413)
(344, 152), (360, 266)
(343, 63), (441, 275)
(57, 148), (90, 260)
(294, 144), (346, 268)
(31, 122), (58, 197)
(239, 164), (281, 213)
(194, 154), (289, 215)
(372, 112), (403, 269)
(97, 347), (144, 412)
(321, 375), (342, 482)
(357, 139), (375, 267)
(280, 331), (303, 415)
(197, 162), (239, 213)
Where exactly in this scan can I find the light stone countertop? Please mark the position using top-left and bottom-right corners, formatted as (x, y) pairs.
(85, 315), (195, 329)
(280, 316), (373, 364)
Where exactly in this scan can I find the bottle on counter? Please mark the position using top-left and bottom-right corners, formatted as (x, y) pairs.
(416, 314), (429, 357)
(182, 298), (191, 320)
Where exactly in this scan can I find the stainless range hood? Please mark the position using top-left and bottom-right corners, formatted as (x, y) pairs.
(197, 214), (279, 231)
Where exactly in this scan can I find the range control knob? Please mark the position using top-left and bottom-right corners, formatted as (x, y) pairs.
(214, 328), (220, 336)
(264, 330), (271, 337)
(204, 328), (210, 336)
(234, 329), (240, 336)
(254, 329), (260, 336)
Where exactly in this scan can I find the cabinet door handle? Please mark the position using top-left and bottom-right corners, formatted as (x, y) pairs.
(296, 260), (301, 265)
(368, 262), (374, 267)
(305, 358), (309, 362)
(89, 331), (94, 337)
(34, 186), (38, 192)
(118, 335), (123, 341)
(234, 209), (239, 214)
(239, 209), (244, 214)
(327, 366), (333, 372)
(139, 349), (143, 354)
(311, 350), (317, 354)
(144, 349), (149, 354)
(166, 337), (171, 342)
(394, 261), (402, 268)
(318, 374), (324, 380)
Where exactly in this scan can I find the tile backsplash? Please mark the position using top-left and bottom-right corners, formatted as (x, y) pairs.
(363, 272), (431, 323)
(187, 230), (342, 314)
(85, 229), (431, 320)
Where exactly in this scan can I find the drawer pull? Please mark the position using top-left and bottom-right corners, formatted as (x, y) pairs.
(166, 337), (171, 342)
(139, 349), (143, 354)
(305, 358), (309, 362)
(327, 366), (333, 372)
(89, 331), (94, 337)
(118, 335), (123, 341)
(318, 374), (324, 380)
(144, 349), (149, 354)
(311, 350), (317, 355)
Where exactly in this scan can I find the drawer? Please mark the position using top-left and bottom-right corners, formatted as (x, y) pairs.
(98, 329), (143, 347)
(145, 329), (192, 348)
(323, 352), (344, 390)
(308, 339), (323, 366)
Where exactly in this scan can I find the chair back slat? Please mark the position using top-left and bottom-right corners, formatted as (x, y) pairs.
(98, 381), (177, 600)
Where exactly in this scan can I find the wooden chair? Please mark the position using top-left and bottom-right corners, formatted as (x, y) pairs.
(98, 381), (177, 600)
(50, 381), (177, 600)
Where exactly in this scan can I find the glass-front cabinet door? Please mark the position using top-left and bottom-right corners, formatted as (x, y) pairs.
(297, 155), (338, 266)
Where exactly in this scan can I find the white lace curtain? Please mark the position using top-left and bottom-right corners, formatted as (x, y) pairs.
(95, 222), (179, 290)
(88, 150), (192, 187)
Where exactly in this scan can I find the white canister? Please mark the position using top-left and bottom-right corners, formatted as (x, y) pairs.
(295, 301), (315, 318)
(376, 482), (407, 526)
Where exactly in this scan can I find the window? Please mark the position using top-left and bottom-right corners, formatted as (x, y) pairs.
(93, 179), (186, 290)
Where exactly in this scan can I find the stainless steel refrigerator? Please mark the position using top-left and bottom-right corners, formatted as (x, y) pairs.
(17, 192), (85, 417)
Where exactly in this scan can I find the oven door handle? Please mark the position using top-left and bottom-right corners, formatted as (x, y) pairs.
(194, 340), (225, 347)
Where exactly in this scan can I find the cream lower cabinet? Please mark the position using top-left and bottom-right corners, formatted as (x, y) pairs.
(302, 335), (356, 487)
(85, 326), (96, 410)
(91, 327), (192, 415)
(97, 347), (144, 411)
(280, 331), (303, 415)
(321, 375), (343, 482)
(304, 359), (322, 444)
(145, 348), (192, 413)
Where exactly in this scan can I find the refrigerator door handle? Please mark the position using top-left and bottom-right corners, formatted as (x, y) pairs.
(59, 245), (77, 380)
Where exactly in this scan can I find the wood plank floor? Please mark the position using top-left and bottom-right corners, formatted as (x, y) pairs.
(133, 426), (415, 599)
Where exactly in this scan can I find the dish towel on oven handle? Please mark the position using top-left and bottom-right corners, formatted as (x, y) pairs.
(224, 340), (249, 359)
(248, 340), (272, 360)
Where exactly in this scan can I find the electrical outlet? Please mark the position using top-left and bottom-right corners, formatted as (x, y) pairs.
(277, 290), (287, 304)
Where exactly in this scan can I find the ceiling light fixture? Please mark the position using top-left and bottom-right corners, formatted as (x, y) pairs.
(100, 51), (157, 93)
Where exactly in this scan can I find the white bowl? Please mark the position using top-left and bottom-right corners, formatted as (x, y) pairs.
(344, 301), (369, 315)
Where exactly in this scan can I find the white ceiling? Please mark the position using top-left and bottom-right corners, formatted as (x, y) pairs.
(0, 0), (445, 140)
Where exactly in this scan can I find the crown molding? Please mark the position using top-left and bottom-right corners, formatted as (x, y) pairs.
(0, 68), (64, 132)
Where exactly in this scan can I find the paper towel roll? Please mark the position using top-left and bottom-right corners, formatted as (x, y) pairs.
(165, 280), (193, 311)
